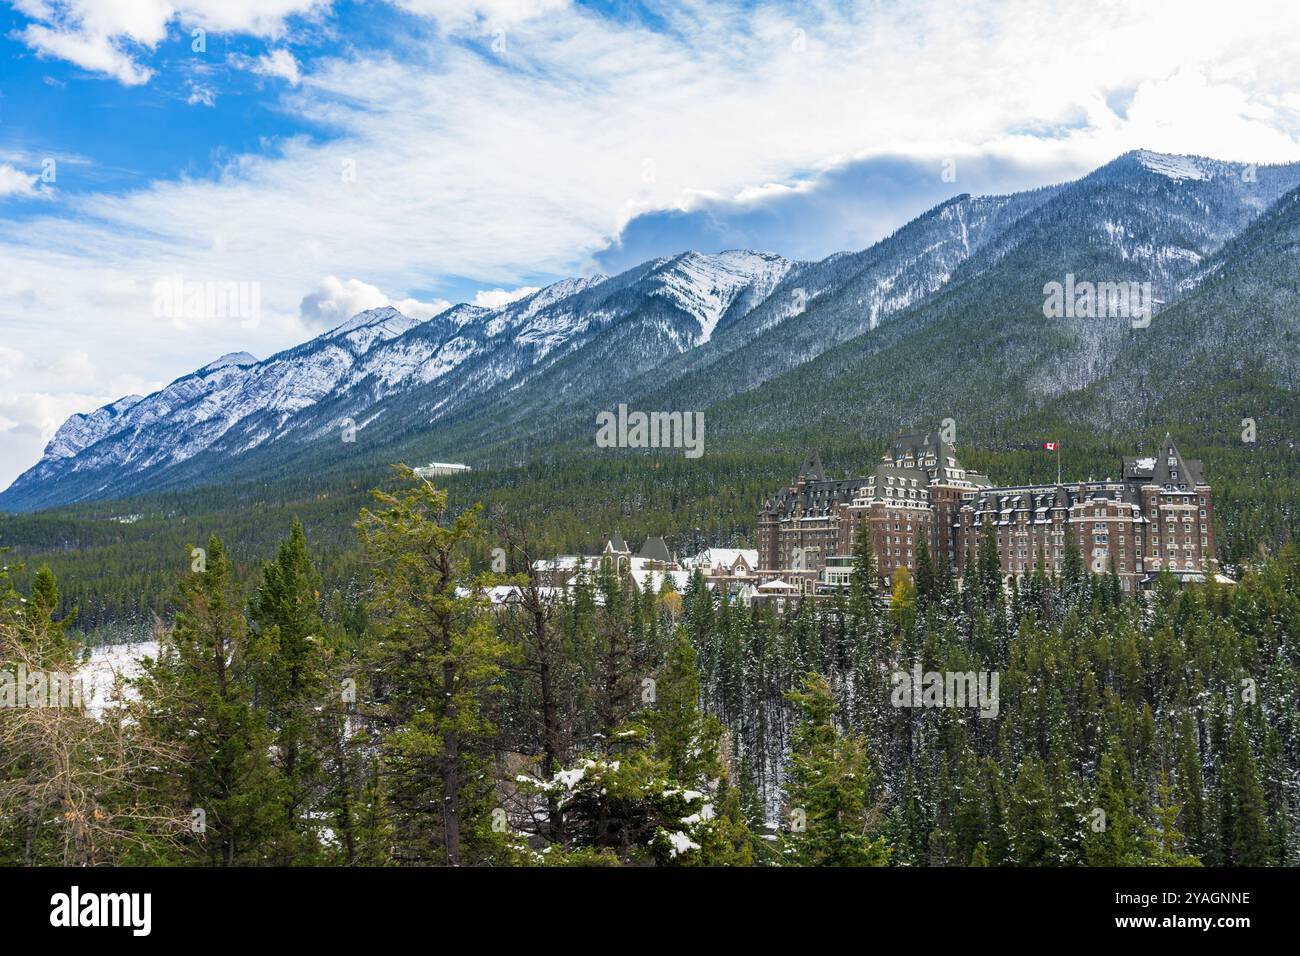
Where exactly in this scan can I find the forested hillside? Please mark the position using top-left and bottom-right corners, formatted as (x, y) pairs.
(2, 475), (1294, 866)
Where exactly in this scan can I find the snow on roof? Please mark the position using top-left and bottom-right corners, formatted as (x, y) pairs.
(684, 547), (758, 570)
(483, 585), (566, 604)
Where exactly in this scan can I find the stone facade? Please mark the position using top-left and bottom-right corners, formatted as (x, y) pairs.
(757, 432), (1215, 594)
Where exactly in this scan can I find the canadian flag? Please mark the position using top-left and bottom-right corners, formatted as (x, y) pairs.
(1043, 442), (1059, 451)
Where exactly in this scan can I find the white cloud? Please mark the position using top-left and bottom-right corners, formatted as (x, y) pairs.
(186, 81), (217, 106)
(17, 22), (156, 85)
(299, 275), (450, 328)
(472, 286), (539, 309)
(10, 0), (327, 83)
(4, 0), (1300, 485)
(0, 164), (41, 199)
(0, 344), (161, 488)
(391, 295), (453, 320)
(229, 48), (302, 86)
(394, 0), (570, 31)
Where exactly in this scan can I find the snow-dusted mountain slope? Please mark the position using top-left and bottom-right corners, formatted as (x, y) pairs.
(43, 394), (145, 461)
(6, 150), (1300, 512)
(0, 250), (793, 509)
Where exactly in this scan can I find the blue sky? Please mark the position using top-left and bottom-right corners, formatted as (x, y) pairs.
(2, 0), (1300, 488)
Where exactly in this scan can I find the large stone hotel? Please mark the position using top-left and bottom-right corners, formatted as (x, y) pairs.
(757, 431), (1216, 595)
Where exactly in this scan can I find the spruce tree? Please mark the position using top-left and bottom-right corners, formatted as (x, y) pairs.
(357, 467), (510, 865)
(249, 517), (330, 863)
(1007, 755), (1059, 865)
(915, 538), (936, 607)
(1083, 738), (1143, 866)
(781, 673), (890, 866)
(137, 535), (285, 865)
(1225, 717), (1269, 866)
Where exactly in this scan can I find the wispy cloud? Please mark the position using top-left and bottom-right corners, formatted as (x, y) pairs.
(9, 0), (329, 83)
(229, 48), (302, 86)
(0, 163), (44, 199)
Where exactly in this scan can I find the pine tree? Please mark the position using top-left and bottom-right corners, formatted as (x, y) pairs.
(28, 565), (74, 654)
(641, 631), (752, 865)
(915, 537), (936, 606)
(592, 556), (636, 745)
(643, 630), (722, 786)
(1007, 755), (1059, 865)
(1175, 710), (1206, 857)
(249, 518), (331, 863)
(357, 466), (510, 865)
(137, 535), (285, 865)
(1224, 717), (1269, 866)
(981, 758), (1010, 864)
(976, 518), (1004, 610)
(1062, 533), (1084, 589)
(849, 519), (881, 613)
(781, 673), (890, 866)
(1083, 738), (1143, 866)
(1150, 775), (1201, 866)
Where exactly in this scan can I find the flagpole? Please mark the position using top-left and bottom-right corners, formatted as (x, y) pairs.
(1057, 444), (1062, 486)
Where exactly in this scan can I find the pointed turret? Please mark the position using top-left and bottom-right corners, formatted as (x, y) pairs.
(798, 449), (825, 483)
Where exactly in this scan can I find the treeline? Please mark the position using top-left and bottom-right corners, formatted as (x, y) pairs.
(1, 469), (1296, 866)
(6, 424), (1299, 635)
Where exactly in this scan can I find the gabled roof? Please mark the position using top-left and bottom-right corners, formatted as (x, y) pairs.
(636, 536), (673, 563)
(605, 533), (630, 553)
(685, 548), (758, 572)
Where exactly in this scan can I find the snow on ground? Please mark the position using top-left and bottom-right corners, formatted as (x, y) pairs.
(76, 641), (158, 717)
(1136, 150), (1210, 181)
(652, 250), (793, 344)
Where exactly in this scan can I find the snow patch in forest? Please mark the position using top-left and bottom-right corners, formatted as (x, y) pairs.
(77, 641), (158, 717)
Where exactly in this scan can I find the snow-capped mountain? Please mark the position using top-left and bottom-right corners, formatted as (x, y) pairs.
(0, 250), (793, 509)
(43, 394), (145, 461)
(6, 150), (1300, 513)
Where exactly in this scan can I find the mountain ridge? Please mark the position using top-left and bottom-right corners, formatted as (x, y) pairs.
(6, 149), (1300, 513)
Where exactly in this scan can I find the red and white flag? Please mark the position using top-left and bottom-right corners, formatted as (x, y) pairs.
(1043, 442), (1058, 451)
